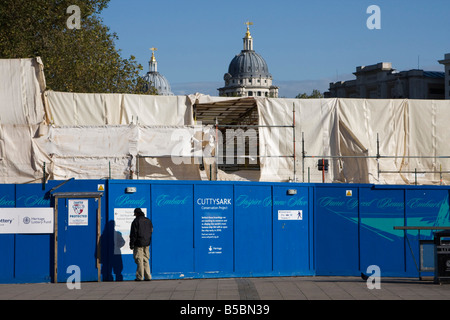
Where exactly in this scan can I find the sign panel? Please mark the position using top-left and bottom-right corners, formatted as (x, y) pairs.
(0, 208), (54, 234)
(68, 199), (89, 226)
(278, 210), (303, 220)
(195, 185), (233, 272)
(114, 208), (147, 255)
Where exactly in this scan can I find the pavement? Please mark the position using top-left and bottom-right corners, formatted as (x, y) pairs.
(1, 276), (450, 301)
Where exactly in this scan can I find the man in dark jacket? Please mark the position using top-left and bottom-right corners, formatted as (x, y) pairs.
(130, 208), (153, 281)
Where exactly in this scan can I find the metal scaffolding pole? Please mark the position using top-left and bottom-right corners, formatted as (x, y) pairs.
(301, 131), (450, 184)
(215, 106), (296, 181)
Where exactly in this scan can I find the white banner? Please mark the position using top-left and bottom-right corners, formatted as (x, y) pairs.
(113, 208), (147, 255)
(0, 208), (54, 234)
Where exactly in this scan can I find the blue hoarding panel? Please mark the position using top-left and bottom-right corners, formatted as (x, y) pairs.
(194, 184), (233, 273)
(0, 235), (14, 283)
(108, 181), (150, 281)
(151, 184), (194, 274)
(405, 189), (450, 276)
(315, 186), (359, 276)
(359, 188), (405, 276)
(14, 183), (56, 283)
(234, 185), (272, 274)
(273, 186), (310, 274)
(57, 197), (99, 282)
(5, 179), (450, 284)
(15, 235), (52, 283)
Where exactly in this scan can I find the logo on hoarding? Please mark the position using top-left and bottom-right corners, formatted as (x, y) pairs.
(68, 200), (89, 226)
(23, 217), (31, 224)
(72, 203), (85, 215)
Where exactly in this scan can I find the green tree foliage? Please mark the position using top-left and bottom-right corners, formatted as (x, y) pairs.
(0, 0), (156, 94)
(295, 89), (324, 99)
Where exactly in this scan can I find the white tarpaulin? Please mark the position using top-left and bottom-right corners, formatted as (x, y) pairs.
(407, 100), (450, 184)
(257, 98), (337, 182)
(38, 91), (200, 181)
(45, 91), (194, 126)
(2, 56), (450, 185)
(256, 97), (450, 185)
(334, 99), (408, 184)
(41, 125), (201, 180)
(0, 124), (51, 183)
(0, 58), (46, 125)
(0, 58), (50, 183)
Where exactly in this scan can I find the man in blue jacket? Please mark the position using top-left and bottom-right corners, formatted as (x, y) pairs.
(130, 208), (153, 281)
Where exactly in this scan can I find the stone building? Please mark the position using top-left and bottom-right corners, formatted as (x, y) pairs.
(438, 53), (450, 99)
(325, 62), (444, 99)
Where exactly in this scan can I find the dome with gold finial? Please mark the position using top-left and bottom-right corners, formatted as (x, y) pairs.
(142, 48), (174, 96)
(218, 22), (278, 98)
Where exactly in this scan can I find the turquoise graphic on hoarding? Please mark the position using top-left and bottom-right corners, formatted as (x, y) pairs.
(315, 187), (450, 277)
(318, 194), (449, 239)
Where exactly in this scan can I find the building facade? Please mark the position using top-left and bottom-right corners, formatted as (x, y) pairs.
(325, 62), (444, 100)
(438, 53), (450, 99)
(218, 23), (278, 98)
(142, 48), (174, 96)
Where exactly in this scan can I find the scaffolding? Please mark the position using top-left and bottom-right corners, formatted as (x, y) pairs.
(301, 132), (450, 185)
(193, 98), (450, 185)
(194, 98), (296, 181)
(133, 97), (450, 185)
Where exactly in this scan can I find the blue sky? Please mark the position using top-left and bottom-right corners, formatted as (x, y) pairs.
(101, 0), (450, 97)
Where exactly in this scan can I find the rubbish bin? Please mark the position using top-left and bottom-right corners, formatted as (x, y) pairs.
(434, 230), (450, 284)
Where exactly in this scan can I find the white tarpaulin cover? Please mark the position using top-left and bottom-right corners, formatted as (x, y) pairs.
(2, 57), (450, 185)
(0, 58), (46, 125)
(0, 58), (49, 183)
(44, 125), (202, 181)
(256, 97), (450, 185)
(0, 124), (51, 183)
(45, 91), (194, 126)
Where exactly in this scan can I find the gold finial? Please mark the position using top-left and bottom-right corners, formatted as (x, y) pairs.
(245, 21), (253, 38)
(150, 47), (158, 62)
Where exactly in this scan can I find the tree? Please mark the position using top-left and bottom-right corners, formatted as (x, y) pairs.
(0, 0), (156, 94)
(295, 89), (324, 99)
